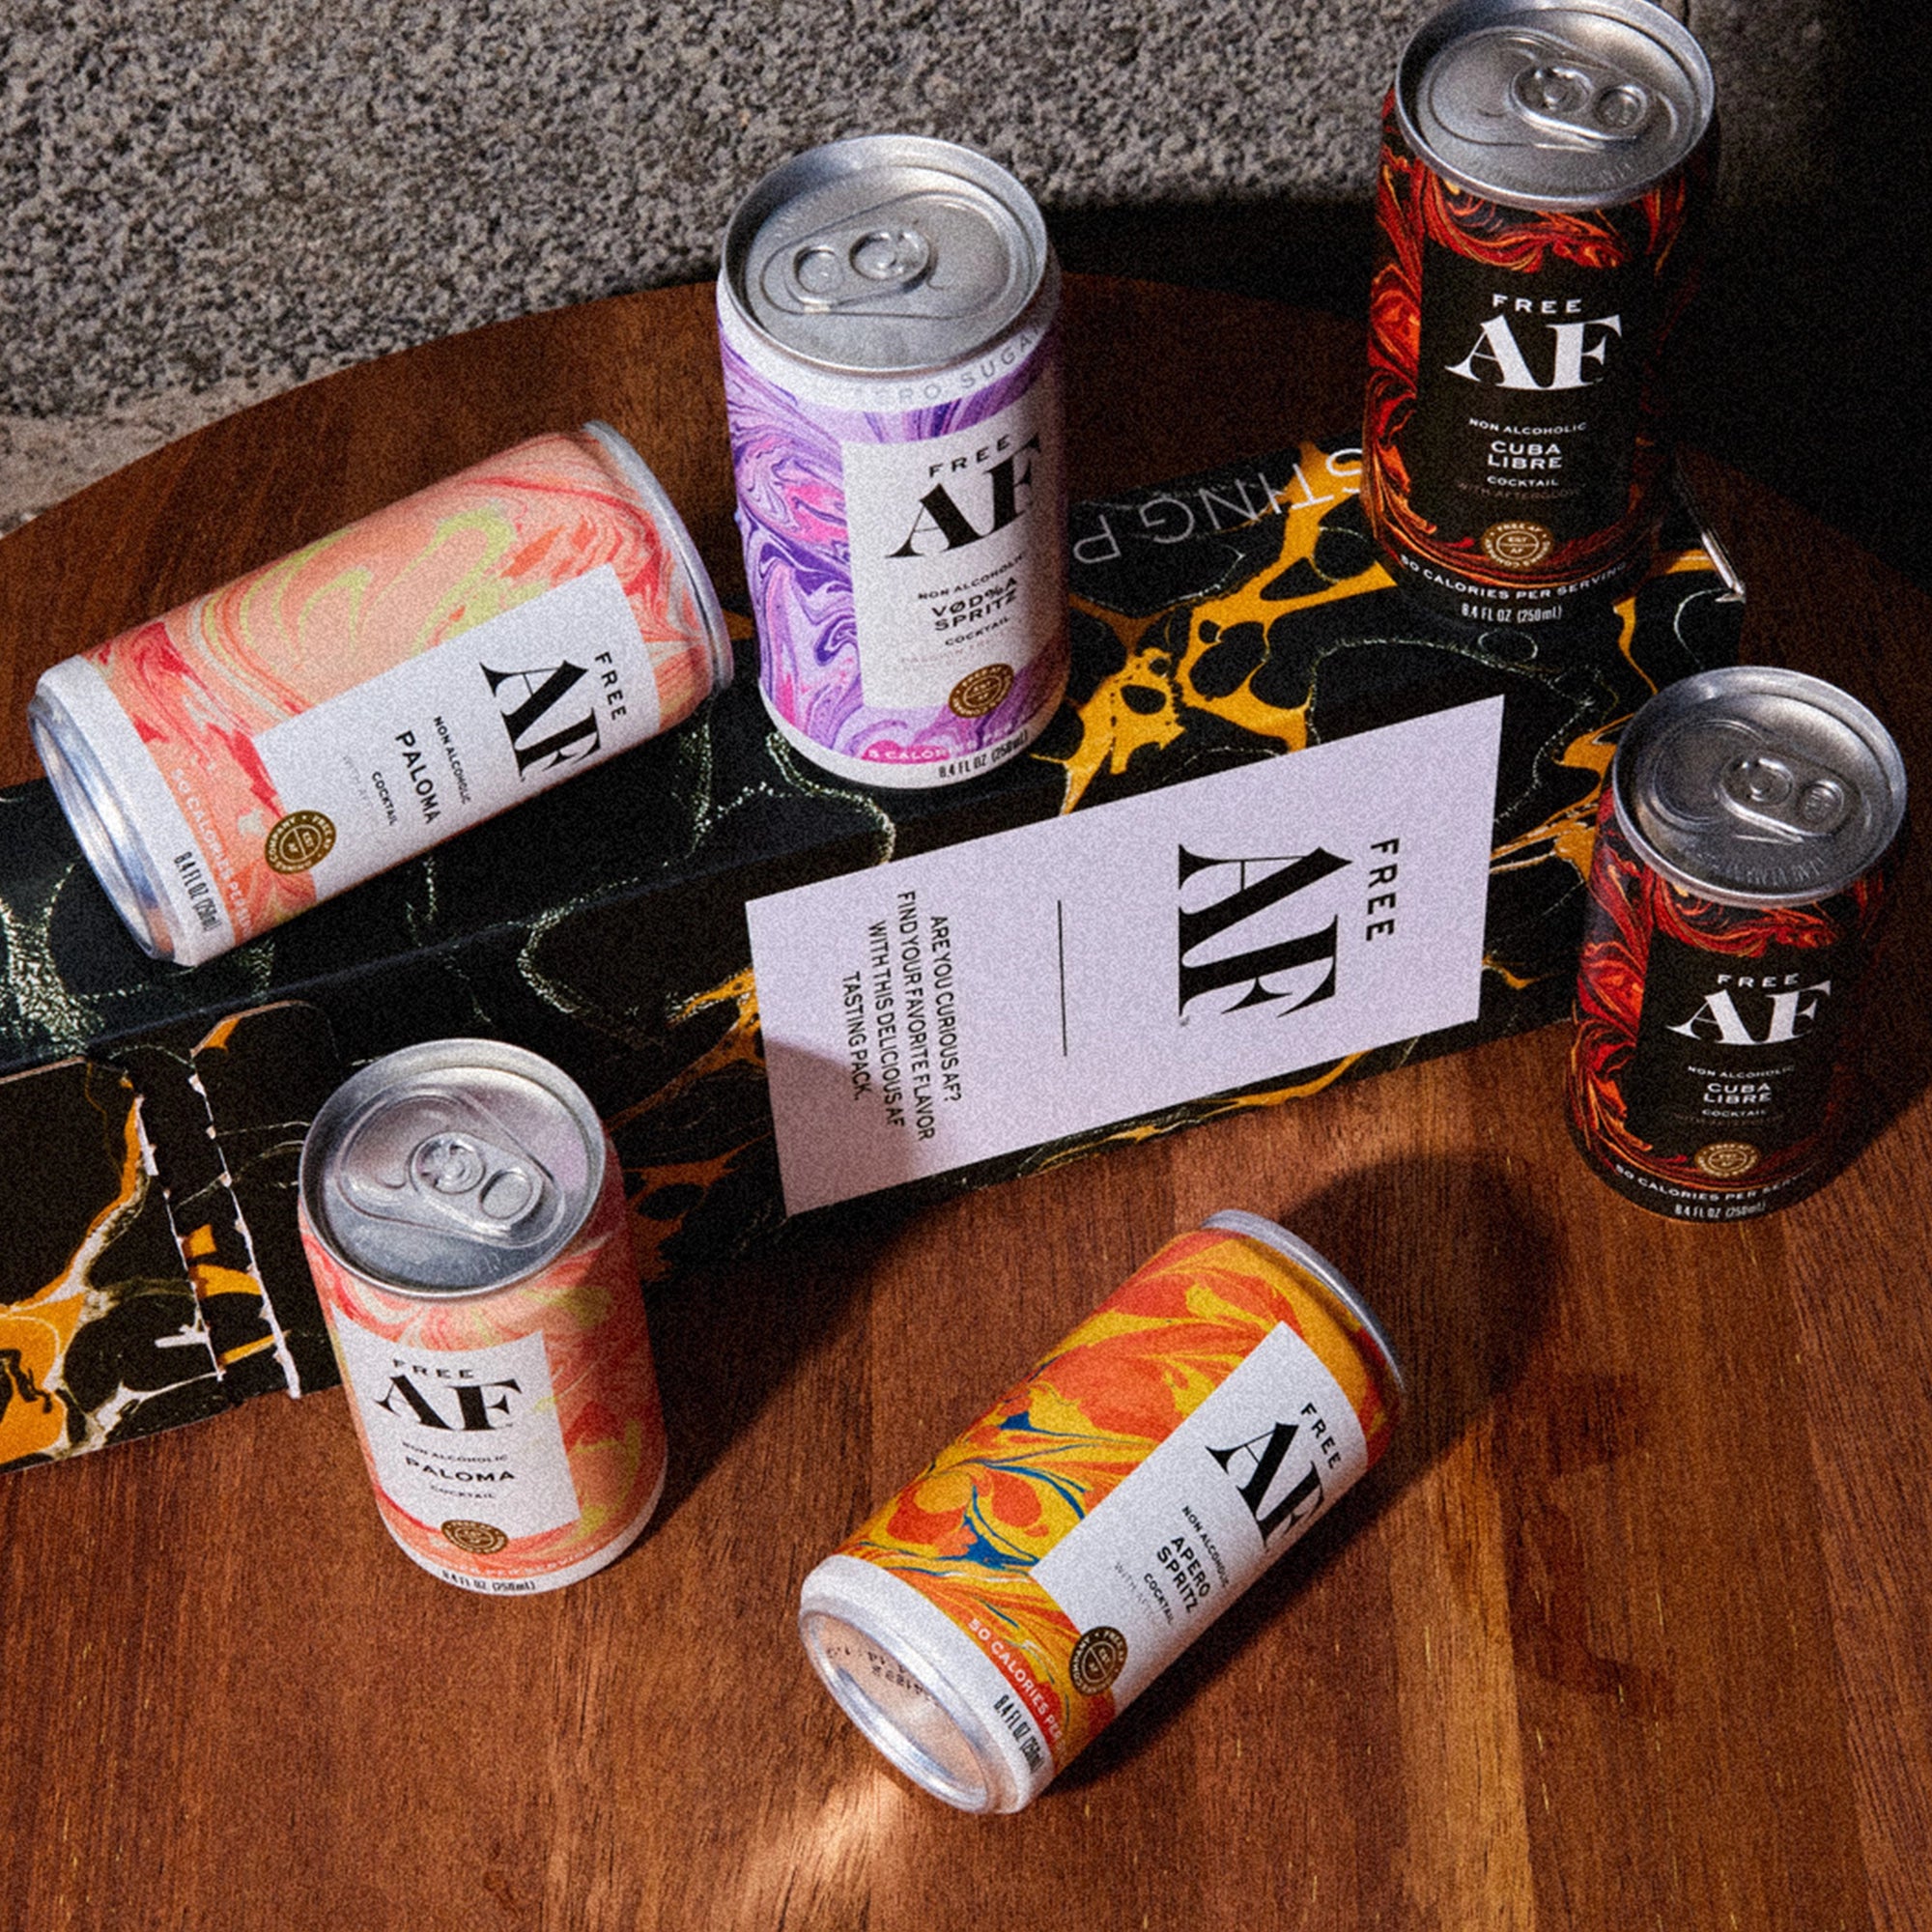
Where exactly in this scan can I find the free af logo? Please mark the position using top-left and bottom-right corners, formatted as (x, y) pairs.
(890, 431), (1041, 557)
(375, 1370), (521, 1433)
(1447, 296), (1623, 392)
(1667, 973), (1833, 1045)
(1207, 1416), (1324, 1546)
(482, 660), (600, 777)
(1177, 844), (1352, 1020)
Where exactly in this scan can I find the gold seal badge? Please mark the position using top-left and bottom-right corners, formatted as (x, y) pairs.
(949, 664), (1014, 719)
(1694, 1142), (1761, 1179)
(265, 810), (337, 873)
(440, 1519), (510, 1555)
(1481, 521), (1554, 569)
(1068, 1625), (1128, 1697)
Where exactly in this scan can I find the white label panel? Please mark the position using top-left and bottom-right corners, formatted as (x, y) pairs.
(1031, 1321), (1368, 1709)
(333, 1321), (580, 1540)
(253, 564), (658, 896)
(748, 697), (1503, 1212)
(840, 366), (1064, 712)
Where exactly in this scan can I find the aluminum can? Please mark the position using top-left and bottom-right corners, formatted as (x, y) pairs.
(798, 1211), (1403, 1811)
(1567, 668), (1907, 1219)
(30, 426), (731, 966)
(1362, 0), (1716, 629)
(298, 1039), (668, 1594)
(718, 135), (1065, 788)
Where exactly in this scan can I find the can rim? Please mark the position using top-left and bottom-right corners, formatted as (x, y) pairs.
(1609, 666), (1909, 908)
(27, 679), (177, 961)
(755, 678), (1065, 790)
(719, 133), (1052, 382)
(298, 1038), (608, 1298)
(799, 1554), (1036, 1814)
(1394, 0), (1716, 213)
(580, 421), (735, 694)
(1202, 1209), (1408, 1414)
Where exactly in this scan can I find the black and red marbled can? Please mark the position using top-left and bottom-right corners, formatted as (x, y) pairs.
(1567, 669), (1907, 1221)
(1363, 0), (1716, 630)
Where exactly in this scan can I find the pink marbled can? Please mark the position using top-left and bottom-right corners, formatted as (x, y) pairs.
(298, 1039), (668, 1596)
(30, 426), (729, 965)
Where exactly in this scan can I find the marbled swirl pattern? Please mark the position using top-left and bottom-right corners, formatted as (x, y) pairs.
(721, 330), (1063, 772)
(838, 1227), (1398, 1778)
(303, 1149), (667, 1588)
(80, 431), (719, 947)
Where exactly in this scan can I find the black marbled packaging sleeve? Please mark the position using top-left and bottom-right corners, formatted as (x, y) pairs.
(0, 441), (1743, 1469)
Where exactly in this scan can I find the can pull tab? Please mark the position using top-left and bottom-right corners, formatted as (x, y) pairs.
(1432, 28), (1668, 151)
(1509, 54), (1654, 146)
(781, 224), (934, 309)
(755, 190), (1020, 322)
(1719, 753), (1853, 843)
(408, 1132), (548, 1238)
(332, 1090), (561, 1246)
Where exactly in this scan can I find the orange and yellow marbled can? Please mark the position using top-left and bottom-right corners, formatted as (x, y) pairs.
(298, 1040), (667, 1595)
(799, 1211), (1403, 1810)
(30, 425), (730, 965)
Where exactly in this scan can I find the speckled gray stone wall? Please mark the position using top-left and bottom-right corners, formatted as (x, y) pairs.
(3, 1), (1927, 580)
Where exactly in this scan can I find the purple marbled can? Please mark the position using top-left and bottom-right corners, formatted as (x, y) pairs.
(718, 136), (1066, 789)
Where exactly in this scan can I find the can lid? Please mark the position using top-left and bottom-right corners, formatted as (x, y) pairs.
(1399, 0), (1714, 210)
(579, 422), (735, 693)
(1614, 667), (1908, 906)
(799, 1555), (1037, 1813)
(721, 135), (1047, 375)
(28, 676), (179, 961)
(300, 1039), (604, 1294)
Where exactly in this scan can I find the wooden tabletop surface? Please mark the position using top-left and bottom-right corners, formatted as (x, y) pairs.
(1, 277), (1927, 1932)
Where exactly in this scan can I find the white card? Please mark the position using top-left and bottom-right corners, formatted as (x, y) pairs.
(748, 697), (1504, 1212)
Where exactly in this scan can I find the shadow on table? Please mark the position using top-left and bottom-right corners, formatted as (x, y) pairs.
(1055, 1148), (1556, 1794)
(638, 1187), (924, 1527)
(1833, 761), (1931, 1174)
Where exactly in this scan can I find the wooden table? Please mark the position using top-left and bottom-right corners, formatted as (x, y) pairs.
(2, 278), (1927, 1931)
